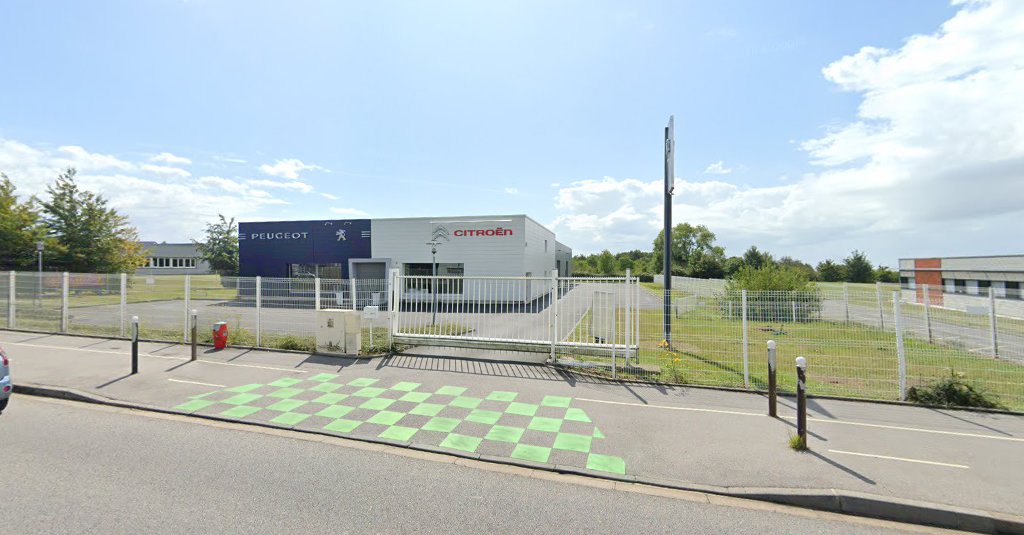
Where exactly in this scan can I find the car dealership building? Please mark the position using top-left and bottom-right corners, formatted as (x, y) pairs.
(239, 215), (572, 283)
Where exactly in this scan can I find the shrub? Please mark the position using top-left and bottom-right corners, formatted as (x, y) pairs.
(719, 265), (822, 322)
(906, 371), (1005, 409)
(270, 335), (316, 352)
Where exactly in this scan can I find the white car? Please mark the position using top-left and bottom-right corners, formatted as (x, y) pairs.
(0, 345), (10, 414)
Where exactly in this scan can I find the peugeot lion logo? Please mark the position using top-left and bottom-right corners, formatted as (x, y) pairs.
(431, 225), (451, 242)
(336, 229), (346, 241)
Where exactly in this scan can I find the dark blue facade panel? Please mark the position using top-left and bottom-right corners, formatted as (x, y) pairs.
(239, 219), (371, 278)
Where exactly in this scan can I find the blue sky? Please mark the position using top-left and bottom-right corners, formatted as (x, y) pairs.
(3, 0), (1021, 266)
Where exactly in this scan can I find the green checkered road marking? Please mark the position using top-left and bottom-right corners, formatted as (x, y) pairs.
(271, 412), (310, 426)
(176, 376), (626, 475)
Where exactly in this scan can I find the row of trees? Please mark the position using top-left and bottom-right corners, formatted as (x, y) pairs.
(572, 223), (899, 283)
(0, 169), (146, 273)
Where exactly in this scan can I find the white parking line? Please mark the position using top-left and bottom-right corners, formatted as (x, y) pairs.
(168, 378), (226, 388)
(828, 449), (969, 469)
(0, 340), (306, 374)
(575, 397), (764, 417)
(574, 396), (1024, 443)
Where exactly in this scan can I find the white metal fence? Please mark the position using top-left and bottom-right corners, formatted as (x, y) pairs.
(3, 271), (391, 354)
(4, 270), (1022, 410)
(390, 273), (640, 363)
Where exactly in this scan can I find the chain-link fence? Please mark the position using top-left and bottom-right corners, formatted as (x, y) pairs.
(4, 270), (1022, 410)
(640, 277), (1024, 410)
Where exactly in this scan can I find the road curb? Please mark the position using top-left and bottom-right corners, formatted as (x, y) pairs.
(13, 383), (1024, 534)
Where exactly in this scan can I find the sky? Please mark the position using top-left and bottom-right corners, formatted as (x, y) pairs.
(1, 0), (1021, 267)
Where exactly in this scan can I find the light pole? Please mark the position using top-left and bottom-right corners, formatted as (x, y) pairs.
(35, 241), (44, 304)
(426, 240), (440, 326)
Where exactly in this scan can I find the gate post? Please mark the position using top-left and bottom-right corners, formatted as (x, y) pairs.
(314, 277), (321, 311)
(350, 277), (358, 310)
(550, 269), (557, 362)
(389, 269), (401, 337)
(625, 269), (632, 365)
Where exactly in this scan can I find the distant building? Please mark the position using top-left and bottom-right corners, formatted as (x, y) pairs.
(898, 255), (1024, 303)
(138, 242), (213, 275)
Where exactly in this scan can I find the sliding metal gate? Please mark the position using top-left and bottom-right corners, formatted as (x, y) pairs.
(389, 270), (640, 363)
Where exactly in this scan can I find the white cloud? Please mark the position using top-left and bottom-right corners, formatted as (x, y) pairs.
(247, 178), (314, 193)
(321, 192), (338, 200)
(553, 0), (1024, 261)
(150, 152), (191, 165)
(0, 140), (286, 242)
(504, 187), (519, 195)
(141, 164), (191, 178)
(198, 175), (249, 193)
(703, 161), (733, 175)
(330, 207), (369, 217)
(259, 158), (325, 180)
(56, 145), (135, 172)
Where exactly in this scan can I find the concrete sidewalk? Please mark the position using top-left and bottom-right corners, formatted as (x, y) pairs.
(3, 330), (1023, 533)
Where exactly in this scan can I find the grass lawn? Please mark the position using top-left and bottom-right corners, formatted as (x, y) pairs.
(564, 304), (1024, 410)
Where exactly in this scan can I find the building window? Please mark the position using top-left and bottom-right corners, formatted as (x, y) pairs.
(544, 240), (548, 253)
(978, 280), (991, 296)
(404, 263), (464, 294)
(954, 279), (967, 294)
(289, 263), (342, 279)
(1007, 281), (1021, 300)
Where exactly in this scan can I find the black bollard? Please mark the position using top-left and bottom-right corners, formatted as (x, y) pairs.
(190, 309), (198, 361)
(796, 356), (807, 447)
(767, 340), (777, 417)
(131, 316), (139, 375)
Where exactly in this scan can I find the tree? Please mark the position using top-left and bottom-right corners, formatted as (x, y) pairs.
(723, 256), (744, 277)
(596, 249), (617, 275)
(843, 250), (875, 283)
(777, 256), (817, 281)
(816, 259), (846, 282)
(40, 168), (145, 273)
(875, 265), (899, 283)
(723, 265), (821, 321)
(742, 246), (775, 270)
(652, 223), (724, 277)
(194, 214), (239, 276)
(0, 173), (46, 270)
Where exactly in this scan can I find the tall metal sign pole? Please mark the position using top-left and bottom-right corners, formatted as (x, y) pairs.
(663, 116), (675, 349)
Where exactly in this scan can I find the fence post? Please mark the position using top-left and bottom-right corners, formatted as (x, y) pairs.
(315, 277), (322, 311)
(389, 268), (400, 338)
(923, 283), (933, 343)
(843, 282), (850, 324)
(119, 273), (127, 337)
(349, 277), (357, 310)
(61, 272), (69, 333)
(893, 291), (907, 400)
(624, 269), (632, 365)
(549, 270), (558, 362)
(7, 271), (14, 329)
(989, 291), (999, 358)
(255, 276), (262, 348)
(742, 289), (750, 389)
(876, 281), (885, 329)
(767, 340), (777, 417)
(183, 274), (191, 343)
(791, 301), (797, 323)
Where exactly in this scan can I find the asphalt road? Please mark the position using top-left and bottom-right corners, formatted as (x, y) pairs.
(1, 397), (947, 535)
